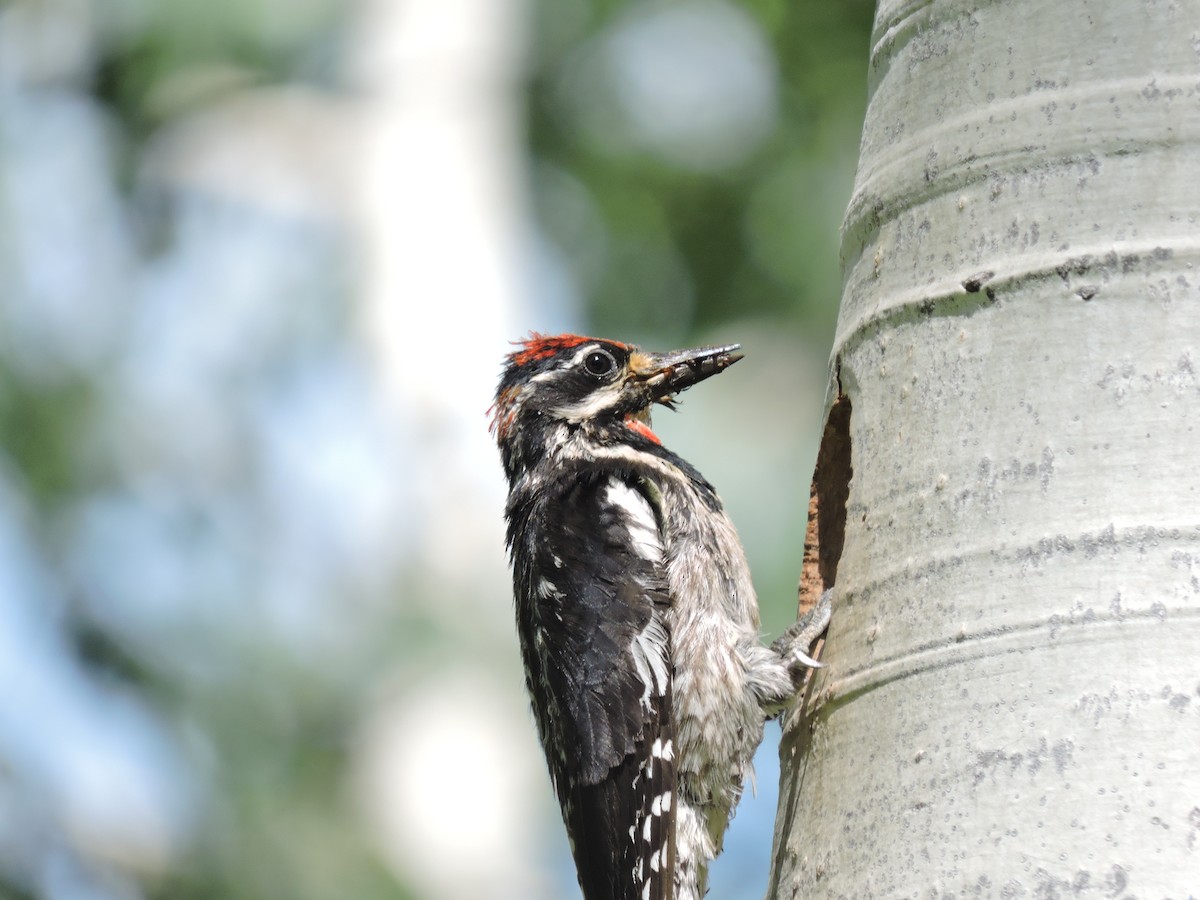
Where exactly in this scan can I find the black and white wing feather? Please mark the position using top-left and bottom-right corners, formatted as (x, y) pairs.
(509, 473), (676, 900)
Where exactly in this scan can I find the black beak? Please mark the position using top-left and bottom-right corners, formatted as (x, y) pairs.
(630, 343), (743, 406)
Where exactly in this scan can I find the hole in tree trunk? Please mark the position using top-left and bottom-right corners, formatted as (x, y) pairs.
(799, 386), (851, 614)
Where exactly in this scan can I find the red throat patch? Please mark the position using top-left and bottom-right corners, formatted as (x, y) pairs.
(624, 416), (661, 445)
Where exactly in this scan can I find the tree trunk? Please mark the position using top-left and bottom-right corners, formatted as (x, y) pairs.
(769, 0), (1200, 895)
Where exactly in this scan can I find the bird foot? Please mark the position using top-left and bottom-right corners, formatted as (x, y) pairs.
(772, 587), (833, 671)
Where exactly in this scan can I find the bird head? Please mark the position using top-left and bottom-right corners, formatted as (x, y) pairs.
(491, 333), (741, 479)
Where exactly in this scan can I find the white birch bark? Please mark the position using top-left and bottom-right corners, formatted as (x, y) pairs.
(770, 0), (1200, 894)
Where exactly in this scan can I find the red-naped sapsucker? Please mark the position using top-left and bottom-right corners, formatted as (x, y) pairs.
(491, 334), (831, 900)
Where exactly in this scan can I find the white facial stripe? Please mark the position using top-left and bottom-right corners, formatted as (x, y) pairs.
(525, 343), (629, 423)
(551, 381), (624, 422)
(527, 342), (604, 385)
(568, 343), (603, 365)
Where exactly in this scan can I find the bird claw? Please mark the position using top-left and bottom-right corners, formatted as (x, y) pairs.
(789, 647), (825, 670)
(773, 587), (833, 671)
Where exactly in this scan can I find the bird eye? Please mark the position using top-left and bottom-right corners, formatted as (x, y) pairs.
(583, 349), (617, 378)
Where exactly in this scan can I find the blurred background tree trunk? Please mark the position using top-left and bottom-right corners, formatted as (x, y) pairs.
(769, 0), (1200, 894)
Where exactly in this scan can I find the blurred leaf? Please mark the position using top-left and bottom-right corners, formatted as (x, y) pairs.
(529, 0), (874, 338)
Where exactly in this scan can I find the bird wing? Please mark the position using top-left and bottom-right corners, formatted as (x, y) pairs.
(517, 473), (677, 900)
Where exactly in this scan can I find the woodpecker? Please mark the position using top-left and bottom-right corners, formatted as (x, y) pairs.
(492, 333), (831, 900)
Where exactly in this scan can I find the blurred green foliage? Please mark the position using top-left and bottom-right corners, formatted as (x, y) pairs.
(94, 0), (344, 148)
(529, 0), (873, 342)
